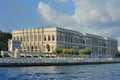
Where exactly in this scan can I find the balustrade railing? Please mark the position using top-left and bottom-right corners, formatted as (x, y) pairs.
(0, 57), (120, 64)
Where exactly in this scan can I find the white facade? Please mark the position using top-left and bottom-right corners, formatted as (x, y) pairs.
(12, 27), (118, 56)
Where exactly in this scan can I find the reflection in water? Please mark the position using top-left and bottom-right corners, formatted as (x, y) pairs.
(0, 64), (120, 80)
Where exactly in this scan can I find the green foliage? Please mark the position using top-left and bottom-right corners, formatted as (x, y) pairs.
(115, 53), (120, 57)
(85, 48), (91, 55)
(72, 49), (79, 55)
(62, 49), (68, 54)
(52, 47), (91, 55)
(52, 48), (62, 54)
(0, 31), (12, 51)
(4, 53), (11, 57)
(79, 48), (91, 55)
(79, 49), (86, 54)
(0, 53), (2, 58)
(52, 48), (79, 55)
(52, 50), (56, 54)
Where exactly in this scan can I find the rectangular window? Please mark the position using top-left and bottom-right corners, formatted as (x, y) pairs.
(31, 35), (33, 42)
(52, 35), (55, 41)
(35, 35), (37, 41)
(57, 35), (59, 41)
(39, 35), (41, 41)
(23, 36), (25, 42)
(27, 36), (29, 42)
(13, 37), (15, 40)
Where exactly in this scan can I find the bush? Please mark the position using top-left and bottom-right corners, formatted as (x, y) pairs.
(52, 48), (91, 55)
(52, 50), (56, 54)
(4, 53), (11, 57)
(79, 48), (91, 55)
(62, 49), (68, 54)
(85, 48), (91, 55)
(52, 48), (62, 54)
(74, 49), (79, 55)
(115, 53), (120, 57)
(79, 49), (86, 54)
(0, 31), (12, 51)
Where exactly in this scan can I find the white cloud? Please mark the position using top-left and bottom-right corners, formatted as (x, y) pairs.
(38, 2), (75, 26)
(38, 0), (120, 45)
(107, 7), (120, 21)
(100, 17), (108, 23)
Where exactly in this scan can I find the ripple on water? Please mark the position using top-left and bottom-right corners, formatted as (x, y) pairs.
(0, 64), (120, 80)
(39, 77), (56, 80)
(35, 73), (50, 76)
(56, 72), (68, 75)
(19, 73), (32, 76)
(35, 72), (69, 76)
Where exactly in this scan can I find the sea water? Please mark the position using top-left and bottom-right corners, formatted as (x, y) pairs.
(0, 64), (120, 80)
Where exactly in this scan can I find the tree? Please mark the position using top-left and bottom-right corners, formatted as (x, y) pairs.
(115, 51), (120, 57)
(79, 49), (86, 54)
(56, 48), (62, 54)
(115, 53), (120, 57)
(74, 49), (79, 55)
(0, 31), (12, 51)
(52, 50), (56, 54)
(79, 48), (91, 55)
(52, 48), (62, 54)
(85, 48), (91, 55)
(62, 49), (68, 54)
(52, 48), (91, 55)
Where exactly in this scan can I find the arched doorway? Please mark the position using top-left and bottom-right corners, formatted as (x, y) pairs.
(31, 46), (33, 52)
(46, 44), (50, 52)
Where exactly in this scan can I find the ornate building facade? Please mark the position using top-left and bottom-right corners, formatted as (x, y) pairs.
(12, 27), (118, 56)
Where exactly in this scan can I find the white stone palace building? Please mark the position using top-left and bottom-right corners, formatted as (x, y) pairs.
(12, 27), (118, 56)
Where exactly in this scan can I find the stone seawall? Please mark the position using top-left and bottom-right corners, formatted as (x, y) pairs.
(0, 57), (120, 67)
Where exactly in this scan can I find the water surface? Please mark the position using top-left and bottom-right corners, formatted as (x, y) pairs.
(0, 64), (120, 80)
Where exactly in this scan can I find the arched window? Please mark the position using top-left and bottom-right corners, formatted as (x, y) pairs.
(17, 37), (19, 40)
(46, 44), (50, 52)
(31, 46), (33, 52)
(20, 37), (22, 41)
(48, 35), (50, 41)
(44, 36), (46, 41)
(83, 40), (85, 44)
(35, 46), (37, 51)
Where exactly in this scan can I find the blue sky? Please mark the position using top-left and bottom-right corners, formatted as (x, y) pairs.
(0, 0), (120, 45)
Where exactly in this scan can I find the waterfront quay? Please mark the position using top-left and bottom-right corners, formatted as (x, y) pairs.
(0, 57), (120, 67)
